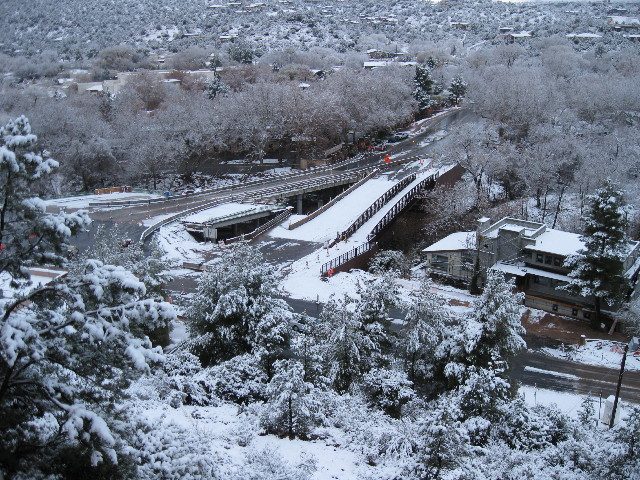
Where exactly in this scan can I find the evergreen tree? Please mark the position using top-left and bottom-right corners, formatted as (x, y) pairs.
(401, 277), (451, 388)
(260, 360), (317, 439)
(448, 75), (467, 105)
(206, 73), (229, 100)
(442, 270), (525, 396)
(578, 396), (596, 428)
(561, 180), (630, 329)
(414, 64), (435, 111)
(187, 243), (294, 373)
(0, 116), (175, 477)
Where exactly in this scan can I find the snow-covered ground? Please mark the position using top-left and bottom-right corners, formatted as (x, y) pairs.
(269, 176), (401, 243)
(280, 169), (438, 301)
(44, 191), (161, 209)
(135, 401), (366, 480)
(156, 222), (211, 263)
(543, 339), (640, 372)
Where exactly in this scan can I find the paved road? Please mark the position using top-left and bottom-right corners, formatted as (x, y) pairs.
(82, 108), (468, 227)
(278, 296), (640, 403)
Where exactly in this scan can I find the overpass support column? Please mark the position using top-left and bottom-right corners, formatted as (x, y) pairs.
(296, 194), (303, 215)
(233, 223), (239, 236)
(317, 199), (324, 209)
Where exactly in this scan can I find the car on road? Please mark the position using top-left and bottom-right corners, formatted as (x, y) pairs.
(387, 132), (409, 143)
(367, 142), (387, 152)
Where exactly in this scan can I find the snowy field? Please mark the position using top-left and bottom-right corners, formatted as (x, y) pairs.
(543, 340), (640, 372)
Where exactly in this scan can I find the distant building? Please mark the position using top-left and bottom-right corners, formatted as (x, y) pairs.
(608, 16), (640, 31)
(566, 32), (603, 42)
(423, 217), (640, 322)
(505, 31), (533, 43)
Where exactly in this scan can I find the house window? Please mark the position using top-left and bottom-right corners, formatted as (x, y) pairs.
(431, 254), (448, 272)
(554, 257), (562, 267)
(552, 304), (558, 312)
(583, 311), (591, 319)
(572, 308), (578, 316)
(545, 255), (552, 265)
(536, 253), (544, 263)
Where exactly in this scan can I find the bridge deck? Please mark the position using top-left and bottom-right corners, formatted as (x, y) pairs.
(267, 177), (400, 243)
(182, 202), (279, 231)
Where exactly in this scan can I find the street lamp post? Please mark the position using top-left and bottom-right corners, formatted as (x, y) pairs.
(609, 343), (629, 428)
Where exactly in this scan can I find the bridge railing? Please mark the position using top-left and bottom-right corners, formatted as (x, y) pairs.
(288, 169), (378, 230)
(320, 241), (378, 276)
(224, 207), (293, 244)
(366, 172), (438, 242)
(329, 173), (417, 246)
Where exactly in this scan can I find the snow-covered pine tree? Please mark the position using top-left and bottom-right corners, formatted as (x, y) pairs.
(260, 360), (317, 439)
(0, 115), (88, 284)
(460, 269), (525, 370)
(187, 243), (294, 375)
(0, 116), (176, 478)
(321, 276), (397, 393)
(361, 368), (415, 418)
(206, 73), (230, 100)
(414, 64), (435, 111)
(448, 74), (467, 105)
(78, 223), (175, 344)
(561, 180), (630, 329)
(401, 276), (451, 389)
(440, 270), (524, 410)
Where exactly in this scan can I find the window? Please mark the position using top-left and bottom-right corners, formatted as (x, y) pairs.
(552, 304), (558, 312)
(431, 254), (448, 272)
(572, 308), (578, 316)
(554, 257), (562, 267)
(536, 253), (544, 263)
(533, 276), (540, 284)
(545, 255), (553, 265)
(583, 311), (591, 319)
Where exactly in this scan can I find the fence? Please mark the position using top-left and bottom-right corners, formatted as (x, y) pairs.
(288, 169), (378, 230)
(224, 207), (293, 244)
(320, 241), (378, 276)
(366, 173), (437, 241)
(329, 173), (417, 246)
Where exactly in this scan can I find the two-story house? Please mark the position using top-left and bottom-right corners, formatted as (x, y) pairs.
(423, 217), (640, 323)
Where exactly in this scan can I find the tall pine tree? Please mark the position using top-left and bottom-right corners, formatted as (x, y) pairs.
(561, 180), (630, 329)
(414, 64), (435, 111)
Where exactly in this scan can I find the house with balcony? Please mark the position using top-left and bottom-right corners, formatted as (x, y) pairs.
(423, 217), (640, 323)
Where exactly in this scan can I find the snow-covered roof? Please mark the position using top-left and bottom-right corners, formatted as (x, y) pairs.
(609, 16), (640, 26)
(566, 33), (603, 39)
(524, 229), (584, 257)
(423, 231), (476, 253)
(492, 261), (570, 283)
(363, 61), (388, 68)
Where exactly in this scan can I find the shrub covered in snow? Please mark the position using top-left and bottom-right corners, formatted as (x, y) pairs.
(362, 368), (415, 418)
(208, 354), (268, 404)
(260, 360), (319, 439)
(369, 250), (409, 276)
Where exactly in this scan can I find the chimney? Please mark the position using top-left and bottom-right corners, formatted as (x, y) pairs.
(477, 217), (491, 233)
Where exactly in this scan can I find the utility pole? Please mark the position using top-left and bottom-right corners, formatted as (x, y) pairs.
(609, 343), (629, 428)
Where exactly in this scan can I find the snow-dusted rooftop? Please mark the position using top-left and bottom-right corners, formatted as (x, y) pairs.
(524, 229), (584, 257)
(423, 231), (476, 252)
(492, 261), (570, 282)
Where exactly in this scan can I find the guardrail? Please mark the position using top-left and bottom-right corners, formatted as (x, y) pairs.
(224, 207), (293, 244)
(366, 172), (438, 241)
(139, 173), (358, 243)
(321, 241), (378, 276)
(288, 169), (378, 230)
(329, 173), (417, 246)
